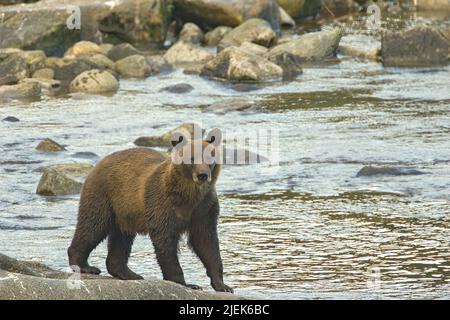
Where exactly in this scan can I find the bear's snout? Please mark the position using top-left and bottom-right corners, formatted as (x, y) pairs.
(197, 173), (209, 182)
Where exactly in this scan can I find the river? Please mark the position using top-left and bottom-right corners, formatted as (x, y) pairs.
(0, 12), (449, 299)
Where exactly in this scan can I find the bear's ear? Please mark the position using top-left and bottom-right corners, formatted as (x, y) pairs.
(205, 128), (222, 146)
(171, 130), (189, 148)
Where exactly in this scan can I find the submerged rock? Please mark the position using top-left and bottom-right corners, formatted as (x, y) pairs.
(174, 0), (280, 32)
(2, 116), (20, 123)
(114, 55), (151, 79)
(36, 169), (83, 196)
(69, 69), (119, 94)
(381, 26), (449, 67)
(164, 41), (213, 66)
(204, 26), (233, 47)
(201, 46), (283, 82)
(267, 28), (342, 61)
(179, 22), (204, 45)
(356, 166), (428, 177)
(35, 138), (66, 152)
(160, 83), (194, 94)
(218, 18), (277, 51)
(0, 254), (241, 300)
(203, 98), (262, 114)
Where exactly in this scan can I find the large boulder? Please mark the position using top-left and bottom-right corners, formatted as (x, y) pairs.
(267, 28), (343, 61)
(201, 46), (283, 82)
(174, 0), (281, 33)
(114, 55), (151, 79)
(0, 254), (241, 300)
(69, 69), (119, 94)
(218, 18), (277, 51)
(381, 26), (449, 67)
(163, 41), (213, 66)
(0, 0), (172, 55)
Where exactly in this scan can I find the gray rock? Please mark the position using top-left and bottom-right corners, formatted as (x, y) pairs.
(201, 46), (283, 82)
(160, 83), (194, 94)
(356, 166), (428, 177)
(36, 168), (83, 196)
(69, 69), (119, 94)
(204, 26), (233, 47)
(0, 254), (241, 300)
(115, 55), (151, 79)
(267, 28), (343, 61)
(218, 18), (277, 51)
(107, 43), (142, 62)
(71, 152), (99, 159)
(145, 55), (173, 74)
(179, 22), (204, 44)
(269, 52), (303, 81)
(0, 54), (29, 84)
(381, 26), (449, 67)
(164, 41), (213, 67)
(35, 138), (66, 152)
(174, 0), (281, 33)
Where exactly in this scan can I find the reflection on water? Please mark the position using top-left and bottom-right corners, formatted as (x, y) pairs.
(0, 12), (449, 299)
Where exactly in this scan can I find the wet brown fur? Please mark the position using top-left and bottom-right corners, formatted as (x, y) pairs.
(68, 139), (232, 292)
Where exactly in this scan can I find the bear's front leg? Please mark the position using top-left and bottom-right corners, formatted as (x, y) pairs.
(152, 235), (187, 286)
(188, 203), (234, 293)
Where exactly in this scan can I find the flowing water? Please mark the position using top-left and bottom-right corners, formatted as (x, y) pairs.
(0, 12), (449, 299)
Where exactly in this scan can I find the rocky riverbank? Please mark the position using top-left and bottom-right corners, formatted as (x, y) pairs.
(1, 0), (448, 101)
(0, 253), (242, 300)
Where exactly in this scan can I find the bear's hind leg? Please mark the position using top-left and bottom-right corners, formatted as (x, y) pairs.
(68, 199), (112, 275)
(106, 227), (143, 280)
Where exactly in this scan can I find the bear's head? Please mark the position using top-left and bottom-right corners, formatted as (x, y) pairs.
(170, 128), (223, 185)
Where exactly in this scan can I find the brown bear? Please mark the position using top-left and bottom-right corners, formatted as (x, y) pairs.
(68, 128), (233, 293)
